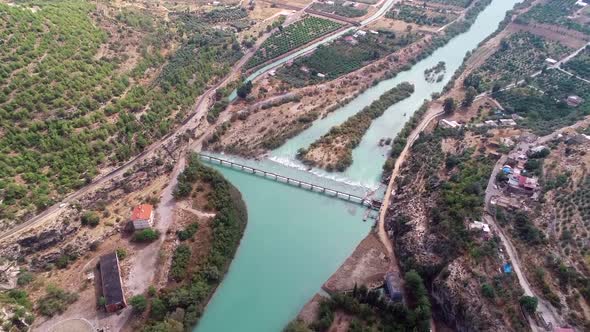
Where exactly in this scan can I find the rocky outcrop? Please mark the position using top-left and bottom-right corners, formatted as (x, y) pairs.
(18, 214), (79, 256)
(431, 259), (500, 332)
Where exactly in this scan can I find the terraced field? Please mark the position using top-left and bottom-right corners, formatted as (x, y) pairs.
(277, 29), (419, 86)
(465, 32), (572, 92)
(386, 3), (457, 27)
(563, 45), (590, 80)
(518, 0), (590, 35)
(496, 69), (590, 135)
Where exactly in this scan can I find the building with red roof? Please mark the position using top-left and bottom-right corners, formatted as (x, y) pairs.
(130, 204), (154, 230)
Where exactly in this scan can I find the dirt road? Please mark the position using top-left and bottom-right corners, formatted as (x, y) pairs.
(377, 106), (445, 259)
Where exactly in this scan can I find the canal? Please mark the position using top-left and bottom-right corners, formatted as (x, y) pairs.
(195, 0), (522, 331)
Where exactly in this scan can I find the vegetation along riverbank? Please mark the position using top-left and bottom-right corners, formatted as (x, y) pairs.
(135, 154), (247, 331)
(297, 82), (415, 172)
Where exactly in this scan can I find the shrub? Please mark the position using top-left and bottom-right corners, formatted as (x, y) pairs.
(177, 223), (199, 241)
(116, 248), (127, 260)
(37, 285), (78, 317)
(132, 229), (160, 242)
(170, 244), (191, 281)
(81, 211), (100, 227)
(17, 270), (34, 286)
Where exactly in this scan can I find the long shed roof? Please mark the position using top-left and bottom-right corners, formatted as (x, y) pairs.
(99, 252), (125, 306)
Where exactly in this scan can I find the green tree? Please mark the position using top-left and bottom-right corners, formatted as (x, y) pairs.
(462, 87), (477, 107)
(443, 97), (456, 114)
(520, 296), (538, 314)
(130, 295), (147, 314)
(150, 298), (167, 320)
(481, 284), (495, 299)
(284, 319), (312, 332)
(237, 81), (253, 99)
(37, 285), (78, 317)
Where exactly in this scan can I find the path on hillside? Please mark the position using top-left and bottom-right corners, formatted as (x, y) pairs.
(377, 106), (445, 259)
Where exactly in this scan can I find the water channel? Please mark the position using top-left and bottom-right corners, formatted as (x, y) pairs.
(196, 0), (522, 331)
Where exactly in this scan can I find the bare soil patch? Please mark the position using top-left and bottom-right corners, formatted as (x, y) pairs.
(508, 23), (589, 49)
(322, 232), (390, 294)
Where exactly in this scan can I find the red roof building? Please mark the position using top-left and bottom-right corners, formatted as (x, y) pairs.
(130, 204), (154, 230)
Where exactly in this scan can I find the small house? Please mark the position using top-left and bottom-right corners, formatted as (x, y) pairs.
(99, 253), (126, 313)
(545, 58), (558, 66)
(130, 204), (154, 230)
(384, 273), (402, 302)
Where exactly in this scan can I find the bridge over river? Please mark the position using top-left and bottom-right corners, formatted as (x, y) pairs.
(198, 154), (382, 210)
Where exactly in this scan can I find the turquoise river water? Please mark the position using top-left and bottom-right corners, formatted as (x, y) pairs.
(196, 0), (522, 331)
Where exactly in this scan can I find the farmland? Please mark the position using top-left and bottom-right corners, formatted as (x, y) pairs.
(563, 45), (590, 80)
(0, 1), (241, 222)
(310, 0), (367, 18)
(464, 32), (572, 92)
(495, 69), (590, 135)
(386, 3), (457, 27)
(430, 0), (474, 8)
(245, 16), (343, 69)
(276, 30), (419, 86)
(200, 7), (248, 23)
(297, 82), (415, 171)
(517, 0), (590, 35)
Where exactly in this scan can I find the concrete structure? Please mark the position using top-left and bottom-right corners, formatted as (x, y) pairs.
(439, 119), (462, 129)
(198, 154), (381, 210)
(99, 252), (126, 313)
(545, 58), (558, 65)
(130, 204), (154, 230)
(499, 118), (517, 126)
(484, 120), (498, 127)
(469, 220), (491, 233)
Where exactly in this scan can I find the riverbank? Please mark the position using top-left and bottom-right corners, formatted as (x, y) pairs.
(194, 0), (529, 330)
(132, 154), (248, 331)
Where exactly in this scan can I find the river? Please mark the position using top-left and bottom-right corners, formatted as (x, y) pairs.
(195, 0), (522, 331)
